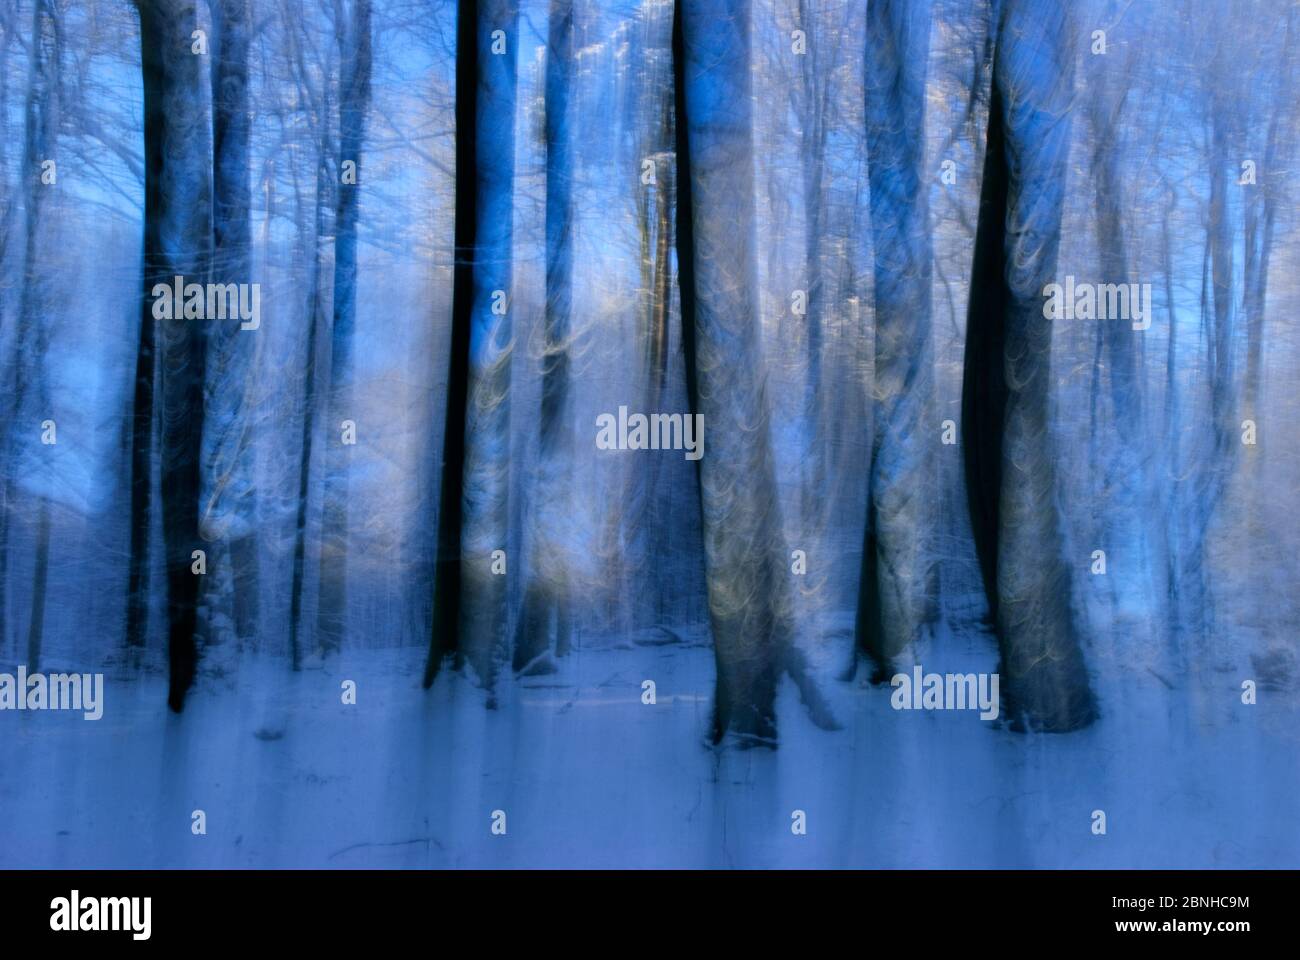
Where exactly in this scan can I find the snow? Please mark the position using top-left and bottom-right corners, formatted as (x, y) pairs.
(3, 624), (1295, 868)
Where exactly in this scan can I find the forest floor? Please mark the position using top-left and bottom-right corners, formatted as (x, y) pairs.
(2, 622), (1297, 868)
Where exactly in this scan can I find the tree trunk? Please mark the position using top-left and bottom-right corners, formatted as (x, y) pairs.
(206, 0), (260, 649)
(136, 0), (213, 711)
(458, 0), (520, 693)
(317, 0), (372, 658)
(288, 18), (336, 671)
(424, 0), (478, 687)
(513, 0), (574, 673)
(856, 0), (938, 678)
(675, 0), (836, 744)
(12, 0), (60, 670)
(963, 0), (1095, 731)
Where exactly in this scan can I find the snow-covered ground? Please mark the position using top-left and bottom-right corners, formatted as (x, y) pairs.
(2, 626), (1296, 868)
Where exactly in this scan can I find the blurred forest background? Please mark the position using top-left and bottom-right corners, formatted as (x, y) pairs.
(1, 0), (1299, 867)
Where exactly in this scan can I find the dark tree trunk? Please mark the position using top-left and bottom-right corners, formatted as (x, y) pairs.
(457, 0), (519, 693)
(136, 0), (213, 711)
(424, 0), (478, 687)
(962, 0), (1095, 732)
